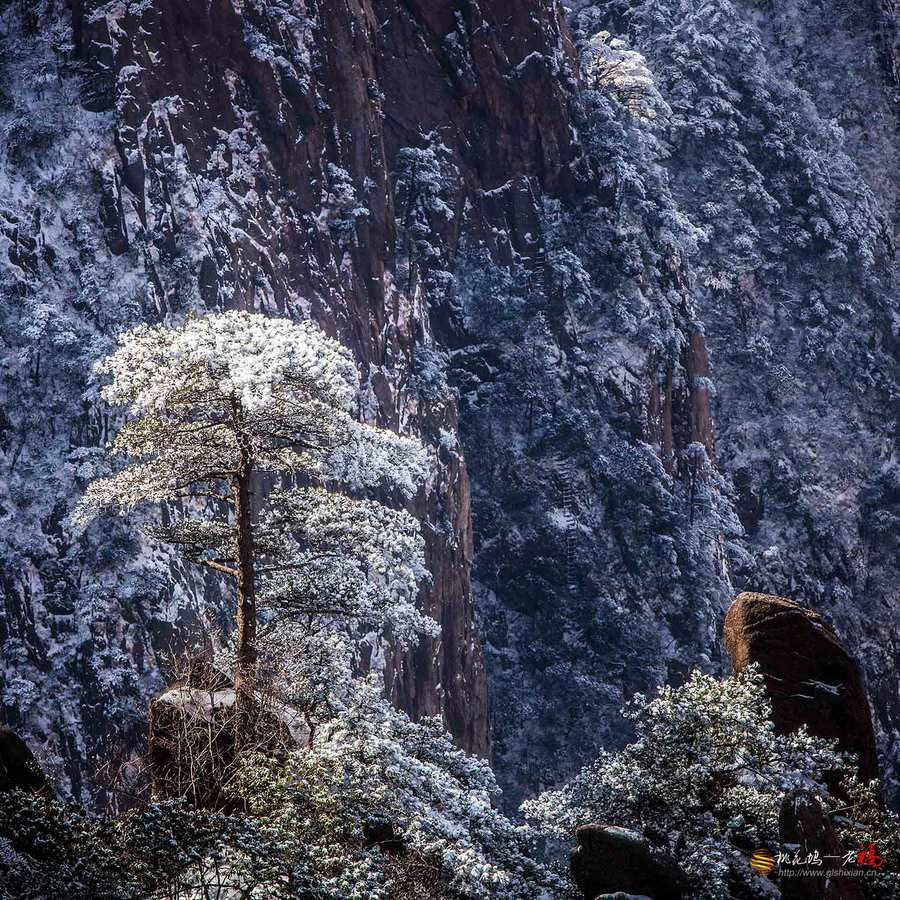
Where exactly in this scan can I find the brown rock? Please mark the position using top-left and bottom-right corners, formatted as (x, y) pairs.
(778, 789), (865, 900)
(148, 680), (303, 810)
(0, 727), (49, 794)
(570, 824), (689, 900)
(724, 592), (879, 786)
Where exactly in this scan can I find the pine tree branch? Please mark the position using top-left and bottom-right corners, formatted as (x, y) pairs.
(191, 558), (238, 578)
(171, 491), (232, 502)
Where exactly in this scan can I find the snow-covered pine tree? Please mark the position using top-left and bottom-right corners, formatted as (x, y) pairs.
(73, 311), (434, 694)
(393, 132), (458, 299)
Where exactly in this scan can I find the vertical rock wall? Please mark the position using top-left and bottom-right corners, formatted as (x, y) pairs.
(0, 0), (589, 796)
(1, 0), (899, 810)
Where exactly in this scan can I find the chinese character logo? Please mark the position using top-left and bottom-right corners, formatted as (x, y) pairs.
(751, 849), (776, 875)
(777, 849), (823, 867)
(854, 843), (885, 869)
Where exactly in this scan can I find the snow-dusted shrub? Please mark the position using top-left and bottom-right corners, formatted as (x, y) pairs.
(522, 666), (851, 899)
(231, 678), (562, 900)
(1, 677), (562, 900)
(834, 775), (900, 900)
(0, 789), (289, 900)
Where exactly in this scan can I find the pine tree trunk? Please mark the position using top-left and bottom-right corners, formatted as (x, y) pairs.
(233, 440), (257, 696)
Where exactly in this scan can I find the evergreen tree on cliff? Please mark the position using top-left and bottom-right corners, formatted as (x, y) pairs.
(73, 311), (433, 694)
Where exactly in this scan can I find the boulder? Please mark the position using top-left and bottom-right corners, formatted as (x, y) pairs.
(148, 678), (309, 810)
(778, 789), (865, 900)
(148, 685), (242, 810)
(0, 727), (48, 794)
(724, 592), (879, 787)
(570, 824), (689, 900)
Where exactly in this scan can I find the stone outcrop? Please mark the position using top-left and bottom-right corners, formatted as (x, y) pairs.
(685, 329), (715, 461)
(148, 685), (244, 810)
(778, 790), (865, 900)
(724, 592), (879, 786)
(645, 320), (716, 474)
(0, 727), (49, 794)
(570, 825), (689, 900)
(148, 671), (307, 810)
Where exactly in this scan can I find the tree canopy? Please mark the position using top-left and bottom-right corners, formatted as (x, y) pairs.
(74, 311), (435, 689)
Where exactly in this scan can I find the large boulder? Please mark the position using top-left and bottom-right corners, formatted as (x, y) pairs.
(724, 592), (879, 786)
(149, 684), (244, 809)
(148, 671), (309, 810)
(0, 727), (49, 794)
(570, 825), (689, 900)
(778, 789), (865, 900)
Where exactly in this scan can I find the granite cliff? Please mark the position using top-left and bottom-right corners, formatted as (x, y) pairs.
(1, 0), (898, 808)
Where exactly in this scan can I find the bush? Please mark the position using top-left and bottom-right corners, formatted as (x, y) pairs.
(523, 666), (863, 899)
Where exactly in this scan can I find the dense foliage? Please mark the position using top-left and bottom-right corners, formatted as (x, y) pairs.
(523, 667), (894, 899)
(1, 673), (561, 900)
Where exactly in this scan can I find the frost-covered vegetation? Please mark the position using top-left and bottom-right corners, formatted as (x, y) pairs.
(73, 312), (433, 691)
(1, 0), (899, 895)
(0, 679), (560, 899)
(1, 314), (560, 898)
(461, 0), (900, 808)
(5, 665), (898, 898)
(524, 667), (892, 899)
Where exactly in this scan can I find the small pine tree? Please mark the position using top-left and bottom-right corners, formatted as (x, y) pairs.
(393, 133), (458, 298)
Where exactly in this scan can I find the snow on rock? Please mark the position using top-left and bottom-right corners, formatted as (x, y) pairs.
(1, 0), (899, 813)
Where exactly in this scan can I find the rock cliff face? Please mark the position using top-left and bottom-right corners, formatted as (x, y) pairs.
(725, 592), (880, 788)
(0, 0), (588, 797)
(570, 824), (689, 900)
(0, 728), (49, 795)
(779, 790), (867, 900)
(1, 0), (899, 809)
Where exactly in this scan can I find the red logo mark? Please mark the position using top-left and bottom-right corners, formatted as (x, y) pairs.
(856, 843), (885, 869)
